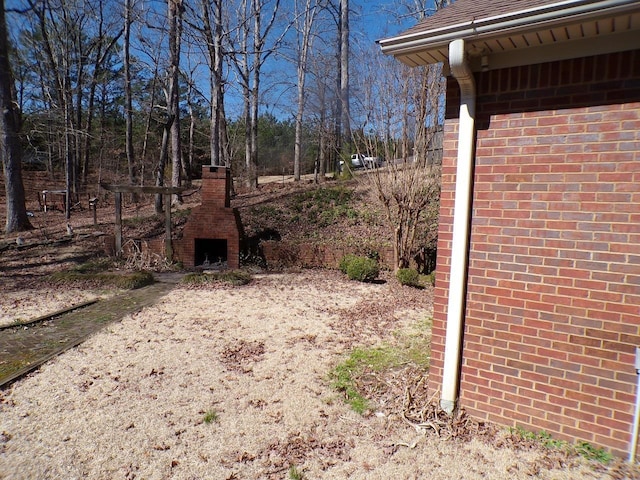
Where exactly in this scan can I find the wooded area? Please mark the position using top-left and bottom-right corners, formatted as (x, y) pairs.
(1, 0), (448, 265)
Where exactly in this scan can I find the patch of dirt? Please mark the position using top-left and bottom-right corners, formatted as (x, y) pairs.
(220, 339), (266, 374)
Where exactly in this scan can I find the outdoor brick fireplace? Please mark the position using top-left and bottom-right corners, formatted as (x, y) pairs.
(174, 166), (243, 269)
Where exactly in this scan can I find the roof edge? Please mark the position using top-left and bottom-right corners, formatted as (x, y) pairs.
(379, 0), (640, 58)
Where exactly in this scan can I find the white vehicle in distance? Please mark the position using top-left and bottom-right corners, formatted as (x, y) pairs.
(352, 153), (383, 169)
(340, 153), (382, 171)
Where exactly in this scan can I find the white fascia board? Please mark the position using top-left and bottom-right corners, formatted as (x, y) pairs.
(379, 0), (640, 58)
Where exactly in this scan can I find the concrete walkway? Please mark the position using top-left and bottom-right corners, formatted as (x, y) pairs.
(0, 274), (181, 387)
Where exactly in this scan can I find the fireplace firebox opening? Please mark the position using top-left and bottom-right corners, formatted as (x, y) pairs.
(195, 238), (228, 268)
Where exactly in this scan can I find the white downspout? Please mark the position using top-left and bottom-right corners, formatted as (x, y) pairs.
(629, 347), (640, 462)
(440, 38), (476, 414)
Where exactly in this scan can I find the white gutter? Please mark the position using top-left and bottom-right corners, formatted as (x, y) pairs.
(440, 38), (476, 415)
(378, 0), (639, 58)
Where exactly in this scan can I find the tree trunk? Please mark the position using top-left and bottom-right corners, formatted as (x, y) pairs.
(250, 77), (259, 187)
(0, 0), (32, 233)
(201, 0), (225, 167)
(168, 0), (183, 205)
(339, 0), (350, 142)
(141, 70), (159, 181)
(219, 106), (230, 166)
(293, 0), (318, 182)
(155, 118), (172, 214)
(249, 0), (261, 189)
(186, 85), (195, 182)
(318, 123), (326, 183)
(243, 94), (254, 188)
(124, 0), (137, 191)
(63, 86), (74, 220)
(230, 0), (281, 190)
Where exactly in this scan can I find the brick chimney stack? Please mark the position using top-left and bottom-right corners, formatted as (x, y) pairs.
(201, 166), (231, 208)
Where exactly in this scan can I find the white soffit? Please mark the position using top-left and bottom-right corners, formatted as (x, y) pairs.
(379, 1), (640, 71)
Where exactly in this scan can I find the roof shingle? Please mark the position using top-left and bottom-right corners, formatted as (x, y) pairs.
(403, 0), (575, 36)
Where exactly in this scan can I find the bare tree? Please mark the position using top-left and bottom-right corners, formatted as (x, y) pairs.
(343, 0), (446, 271)
(80, 0), (123, 186)
(137, 32), (164, 185)
(154, 112), (172, 212)
(339, 0), (349, 144)
(292, 0), (322, 181)
(124, 0), (136, 190)
(22, 0), (122, 216)
(317, 0), (345, 169)
(28, 0), (76, 219)
(169, 0), (184, 205)
(183, 64), (200, 182)
(361, 51), (443, 271)
(1, 0), (32, 233)
(229, 0), (287, 189)
(152, 0), (184, 211)
(199, 0), (226, 166)
(230, 0), (253, 185)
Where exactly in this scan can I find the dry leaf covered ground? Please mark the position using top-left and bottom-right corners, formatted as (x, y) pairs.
(0, 270), (632, 479)
(1, 173), (638, 478)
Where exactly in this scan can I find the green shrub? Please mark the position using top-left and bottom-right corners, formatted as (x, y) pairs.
(345, 256), (379, 282)
(396, 268), (421, 287)
(339, 253), (358, 274)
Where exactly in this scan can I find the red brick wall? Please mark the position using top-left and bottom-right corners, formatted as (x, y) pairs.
(260, 241), (395, 270)
(430, 50), (640, 454)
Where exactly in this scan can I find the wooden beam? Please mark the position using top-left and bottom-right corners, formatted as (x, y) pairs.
(100, 183), (189, 195)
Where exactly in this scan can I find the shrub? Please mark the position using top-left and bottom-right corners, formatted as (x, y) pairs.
(396, 268), (421, 287)
(339, 253), (358, 274)
(345, 256), (379, 282)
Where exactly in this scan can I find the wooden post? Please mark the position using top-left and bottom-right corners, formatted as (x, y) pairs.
(89, 198), (98, 225)
(164, 194), (172, 261)
(99, 183), (187, 262)
(115, 192), (122, 257)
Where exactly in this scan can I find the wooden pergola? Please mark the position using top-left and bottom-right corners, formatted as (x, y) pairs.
(100, 183), (189, 260)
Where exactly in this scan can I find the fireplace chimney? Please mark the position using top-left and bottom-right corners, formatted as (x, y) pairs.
(174, 166), (243, 269)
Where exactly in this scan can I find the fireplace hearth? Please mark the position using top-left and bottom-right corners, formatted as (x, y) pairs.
(194, 238), (227, 268)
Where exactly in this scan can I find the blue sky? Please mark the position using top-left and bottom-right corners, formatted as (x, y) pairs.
(352, 0), (435, 42)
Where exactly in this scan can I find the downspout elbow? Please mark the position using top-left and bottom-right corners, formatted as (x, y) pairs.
(449, 39), (477, 108)
(441, 38), (476, 415)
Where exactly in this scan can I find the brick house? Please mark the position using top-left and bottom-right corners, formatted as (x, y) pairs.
(380, 0), (640, 456)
